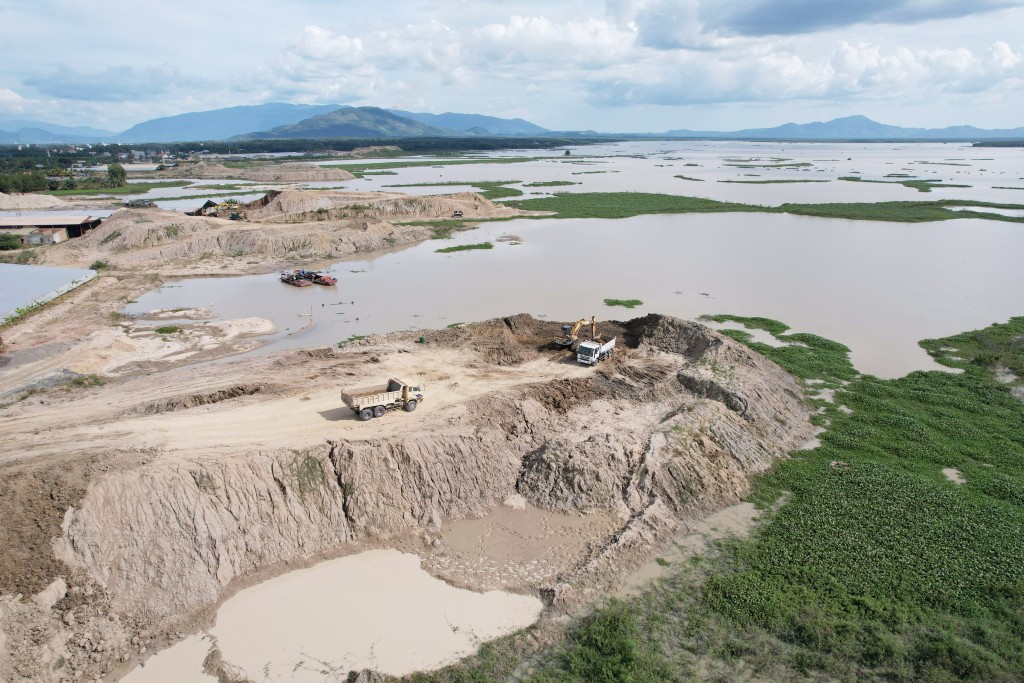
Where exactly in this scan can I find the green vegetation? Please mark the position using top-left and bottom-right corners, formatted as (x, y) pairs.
(674, 175), (705, 182)
(719, 179), (830, 184)
(153, 325), (181, 334)
(523, 180), (578, 187)
(337, 334), (368, 347)
(604, 298), (643, 309)
(839, 176), (971, 193)
(1, 300), (44, 326)
(64, 374), (105, 389)
(0, 233), (22, 251)
(89, 260), (111, 270)
(107, 163), (127, 188)
(724, 161), (813, 169)
(342, 157), (540, 178)
(42, 180), (191, 196)
(507, 192), (1024, 224)
(435, 242), (493, 254)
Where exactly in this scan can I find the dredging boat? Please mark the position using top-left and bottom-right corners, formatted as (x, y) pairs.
(280, 271), (313, 287)
(294, 269), (338, 286)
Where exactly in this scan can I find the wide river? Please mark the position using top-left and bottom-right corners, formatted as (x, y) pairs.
(119, 140), (1024, 378)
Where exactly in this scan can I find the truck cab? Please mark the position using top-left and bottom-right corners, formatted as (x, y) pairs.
(577, 337), (615, 365)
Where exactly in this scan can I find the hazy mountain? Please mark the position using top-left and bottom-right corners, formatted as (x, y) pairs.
(664, 115), (1024, 140)
(115, 103), (345, 143)
(239, 107), (449, 139)
(388, 110), (547, 135)
(0, 119), (115, 144)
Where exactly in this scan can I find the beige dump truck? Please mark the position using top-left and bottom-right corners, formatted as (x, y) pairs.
(341, 378), (424, 421)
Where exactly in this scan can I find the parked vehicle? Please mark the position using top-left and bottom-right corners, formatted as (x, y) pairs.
(341, 378), (424, 421)
(577, 337), (615, 365)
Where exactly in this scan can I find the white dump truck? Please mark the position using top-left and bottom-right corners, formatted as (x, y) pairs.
(577, 337), (615, 365)
(341, 378), (424, 421)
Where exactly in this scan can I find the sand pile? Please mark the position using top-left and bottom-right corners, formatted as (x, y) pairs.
(249, 189), (520, 223)
(0, 192), (66, 210)
(170, 161), (354, 182)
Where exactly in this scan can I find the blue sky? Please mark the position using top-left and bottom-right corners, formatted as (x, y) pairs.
(1, 0), (1022, 132)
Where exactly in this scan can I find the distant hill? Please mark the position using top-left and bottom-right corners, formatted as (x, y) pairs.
(238, 107), (449, 140)
(664, 115), (1024, 140)
(0, 120), (114, 144)
(388, 110), (547, 135)
(115, 103), (346, 143)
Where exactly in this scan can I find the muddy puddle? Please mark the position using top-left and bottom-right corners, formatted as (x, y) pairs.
(127, 211), (1024, 378)
(116, 550), (542, 682)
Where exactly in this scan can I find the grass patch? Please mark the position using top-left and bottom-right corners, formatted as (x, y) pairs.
(89, 260), (111, 270)
(719, 179), (829, 184)
(63, 374), (105, 389)
(523, 180), (578, 187)
(435, 242), (493, 254)
(604, 298), (644, 309)
(724, 162), (813, 169)
(337, 334), (367, 347)
(674, 175), (705, 182)
(42, 180), (191, 196)
(339, 156), (541, 178)
(507, 192), (1024, 224)
(154, 325), (180, 334)
(839, 176), (972, 193)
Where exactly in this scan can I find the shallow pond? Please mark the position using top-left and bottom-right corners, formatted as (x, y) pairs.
(127, 211), (1024, 378)
(118, 550), (542, 682)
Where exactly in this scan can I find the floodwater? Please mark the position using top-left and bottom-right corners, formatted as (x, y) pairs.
(90, 140), (1024, 213)
(128, 211), (1024, 378)
(117, 550), (542, 682)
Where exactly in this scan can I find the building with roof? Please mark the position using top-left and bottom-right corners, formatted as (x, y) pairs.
(0, 215), (101, 243)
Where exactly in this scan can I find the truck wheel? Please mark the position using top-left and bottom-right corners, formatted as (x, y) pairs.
(373, 405), (386, 418)
(359, 408), (373, 421)
(404, 400), (417, 412)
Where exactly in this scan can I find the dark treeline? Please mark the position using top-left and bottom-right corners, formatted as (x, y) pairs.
(1, 136), (613, 162)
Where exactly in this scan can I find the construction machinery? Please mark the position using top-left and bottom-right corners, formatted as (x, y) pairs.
(342, 378), (424, 421)
(554, 316), (596, 349)
(577, 336), (615, 365)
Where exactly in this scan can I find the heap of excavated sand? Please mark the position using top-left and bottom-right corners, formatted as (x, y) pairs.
(236, 163), (354, 183)
(0, 192), (66, 210)
(176, 161), (354, 182)
(248, 189), (520, 222)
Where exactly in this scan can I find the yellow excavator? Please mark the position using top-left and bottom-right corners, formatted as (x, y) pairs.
(554, 316), (596, 349)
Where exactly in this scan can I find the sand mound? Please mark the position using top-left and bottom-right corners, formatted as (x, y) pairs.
(37, 206), (433, 268)
(174, 161), (354, 183)
(0, 192), (66, 210)
(237, 163), (354, 183)
(249, 189), (521, 223)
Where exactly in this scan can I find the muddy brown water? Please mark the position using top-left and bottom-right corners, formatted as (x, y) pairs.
(128, 211), (1024, 378)
(118, 550), (542, 682)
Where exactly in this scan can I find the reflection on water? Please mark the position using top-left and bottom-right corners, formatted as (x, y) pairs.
(127, 212), (1024, 378)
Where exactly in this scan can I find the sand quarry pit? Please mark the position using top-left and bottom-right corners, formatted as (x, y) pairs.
(0, 313), (814, 682)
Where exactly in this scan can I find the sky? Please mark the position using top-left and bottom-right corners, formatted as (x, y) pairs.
(1, 0), (1023, 133)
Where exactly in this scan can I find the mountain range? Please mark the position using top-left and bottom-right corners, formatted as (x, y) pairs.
(1, 108), (1022, 144)
(663, 115), (1024, 140)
